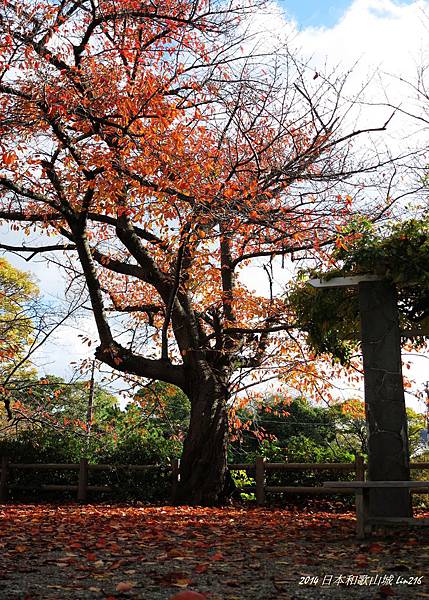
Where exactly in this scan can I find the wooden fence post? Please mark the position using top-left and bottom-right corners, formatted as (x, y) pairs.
(0, 456), (9, 502)
(171, 458), (180, 502)
(355, 453), (365, 482)
(78, 458), (88, 503)
(255, 456), (265, 506)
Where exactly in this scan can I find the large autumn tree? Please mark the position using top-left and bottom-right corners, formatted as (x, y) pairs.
(0, 0), (397, 504)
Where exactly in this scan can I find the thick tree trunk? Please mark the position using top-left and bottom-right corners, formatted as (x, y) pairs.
(358, 281), (412, 518)
(174, 368), (230, 506)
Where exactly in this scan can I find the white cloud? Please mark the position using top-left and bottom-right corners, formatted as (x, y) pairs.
(296, 0), (427, 57)
(297, 0), (429, 412)
(297, 1), (429, 132)
(234, 0), (428, 184)
(244, 1), (429, 137)
(33, 319), (97, 377)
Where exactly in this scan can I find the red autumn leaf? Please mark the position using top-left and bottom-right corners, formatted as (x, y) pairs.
(2, 151), (17, 166)
(211, 551), (223, 561)
(168, 548), (185, 557)
(0, 504), (428, 600)
(354, 553), (368, 567)
(194, 564), (208, 573)
(155, 572), (193, 587)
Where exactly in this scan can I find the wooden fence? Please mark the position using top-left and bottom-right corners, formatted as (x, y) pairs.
(0, 457), (161, 502)
(248, 456), (429, 505)
(1, 455), (428, 504)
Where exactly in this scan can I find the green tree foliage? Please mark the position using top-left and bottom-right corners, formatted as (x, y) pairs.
(231, 397), (340, 460)
(0, 378), (184, 501)
(16, 375), (118, 423)
(231, 396), (355, 492)
(133, 381), (190, 440)
(1, 378), (425, 501)
(327, 399), (425, 458)
(0, 258), (40, 419)
(289, 218), (429, 363)
(0, 258), (38, 369)
(231, 395), (426, 494)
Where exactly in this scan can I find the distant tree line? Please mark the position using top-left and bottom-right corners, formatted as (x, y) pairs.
(1, 375), (426, 502)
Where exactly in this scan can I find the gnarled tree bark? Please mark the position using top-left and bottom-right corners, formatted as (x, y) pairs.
(174, 366), (229, 505)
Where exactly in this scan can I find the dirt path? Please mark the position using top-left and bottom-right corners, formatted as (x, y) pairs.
(0, 504), (427, 599)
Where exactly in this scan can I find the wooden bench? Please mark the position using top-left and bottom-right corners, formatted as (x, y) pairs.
(323, 481), (429, 539)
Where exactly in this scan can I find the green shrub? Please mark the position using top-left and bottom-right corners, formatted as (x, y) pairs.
(0, 424), (180, 502)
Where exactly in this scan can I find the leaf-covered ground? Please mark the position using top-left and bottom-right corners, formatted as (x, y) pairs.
(0, 503), (427, 599)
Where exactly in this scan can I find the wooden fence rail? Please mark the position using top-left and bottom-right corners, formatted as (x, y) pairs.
(1, 455), (428, 504)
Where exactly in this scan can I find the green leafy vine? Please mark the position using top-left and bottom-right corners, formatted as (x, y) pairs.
(288, 217), (429, 364)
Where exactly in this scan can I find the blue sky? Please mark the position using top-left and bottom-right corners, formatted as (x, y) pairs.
(281, 0), (352, 28)
(281, 0), (415, 29)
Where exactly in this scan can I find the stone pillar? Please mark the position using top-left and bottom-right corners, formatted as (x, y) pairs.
(358, 281), (412, 518)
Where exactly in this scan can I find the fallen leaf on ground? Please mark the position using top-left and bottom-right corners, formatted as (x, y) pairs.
(116, 581), (135, 592)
